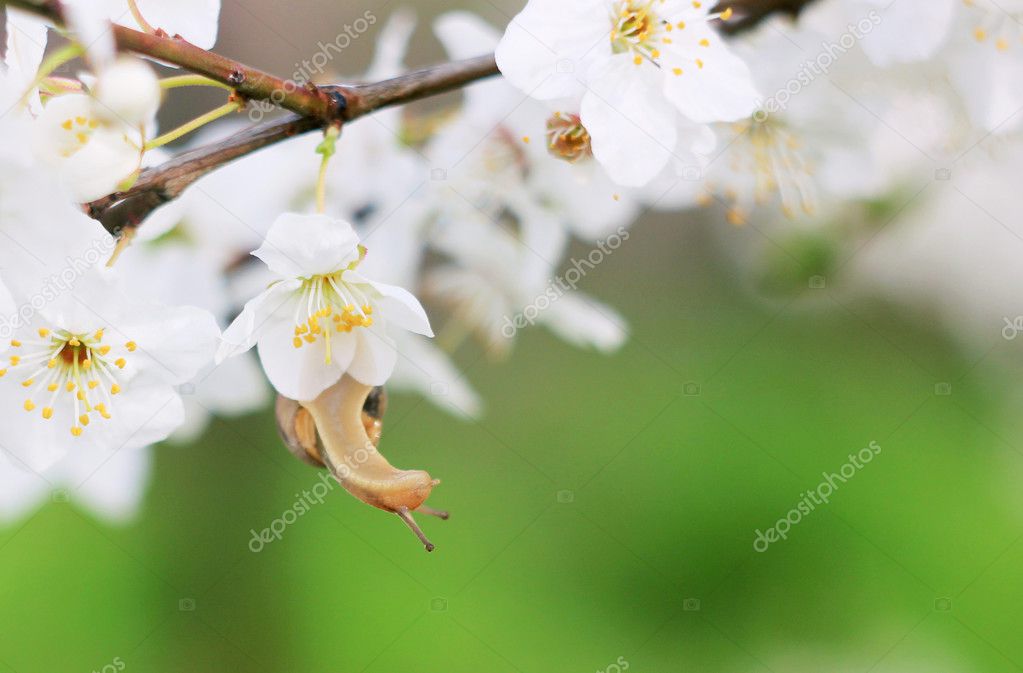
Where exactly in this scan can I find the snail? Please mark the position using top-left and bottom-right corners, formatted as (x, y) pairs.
(276, 374), (448, 551)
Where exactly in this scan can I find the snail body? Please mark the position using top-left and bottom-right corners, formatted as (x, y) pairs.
(276, 375), (447, 551)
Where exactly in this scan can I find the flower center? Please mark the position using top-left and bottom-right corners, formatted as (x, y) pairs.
(966, 0), (1023, 53)
(546, 113), (593, 163)
(611, 1), (663, 64)
(1, 327), (135, 436)
(701, 117), (815, 225)
(58, 115), (100, 157)
(292, 273), (375, 365)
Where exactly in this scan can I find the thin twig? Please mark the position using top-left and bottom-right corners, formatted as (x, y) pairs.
(5, 0), (339, 119)
(89, 55), (500, 234)
(3, 0), (817, 236)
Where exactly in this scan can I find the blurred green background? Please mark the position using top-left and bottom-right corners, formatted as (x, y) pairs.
(3, 1), (1023, 671)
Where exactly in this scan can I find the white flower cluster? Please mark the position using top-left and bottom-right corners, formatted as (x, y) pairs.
(1, 0), (1021, 524)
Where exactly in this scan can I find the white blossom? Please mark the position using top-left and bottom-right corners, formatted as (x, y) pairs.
(495, 0), (759, 185)
(217, 213), (434, 400)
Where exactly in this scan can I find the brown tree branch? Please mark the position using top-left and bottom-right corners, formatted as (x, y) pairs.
(4, 0), (818, 236)
(88, 54), (500, 234)
(5, 0), (340, 119)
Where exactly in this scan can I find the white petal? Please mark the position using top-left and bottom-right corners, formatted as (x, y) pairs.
(4, 9), (49, 111)
(60, 128), (143, 202)
(390, 333), (483, 419)
(662, 31), (760, 123)
(93, 57), (161, 126)
(96, 380), (186, 450)
(67, 445), (152, 522)
(580, 57), (678, 186)
(345, 323), (398, 386)
(859, 0), (954, 66)
(495, 0), (609, 101)
(346, 271), (433, 337)
(115, 304), (221, 385)
(254, 213), (361, 278)
(540, 292), (628, 352)
(0, 453), (48, 522)
(256, 317), (353, 401)
(218, 280), (301, 361)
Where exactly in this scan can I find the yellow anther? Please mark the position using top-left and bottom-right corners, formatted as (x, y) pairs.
(61, 119), (73, 130)
(47, 383), (57, 392)
(293, 337), (303, 349)
(66, 381), (76, 392)
(673, 67), (683, 75)
(42, 407), (53, 420)
(115, 358), (126, 369)
(111, 384), (121, 395)
(94, 329), (105, 340)
(125, 341), (137, 352)
(699, 38), (710, 47)
(21, 379), (33, 387)
(975, 27), (987, 41)
(522, 136), (531, 144)
(362, 305), (373, 314)
(47, 359), (57, 368)
(69, 337), (80, 347)
(633, 55), (643, 65)
(696, 58), (704, 69)
(88, 380), (99, 390)
(0, 369), (6, 377)
(23, 399), (35, 412)
(9, 356), (20, 365)
(79, 414), (90, 426)
(82, 358), (92, 369)
(99, 345), (111, 355)
(721, 7), (733, 20)
(76, 390), (85, 401)
(71, 426), (83, 437)
(38, 327), (50, 338)
(10, 339), (20, 347)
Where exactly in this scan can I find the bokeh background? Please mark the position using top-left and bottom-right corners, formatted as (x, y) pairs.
(3, 1), (1023, 671)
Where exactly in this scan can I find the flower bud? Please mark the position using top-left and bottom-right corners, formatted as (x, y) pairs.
(93, 57), (161, 126)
